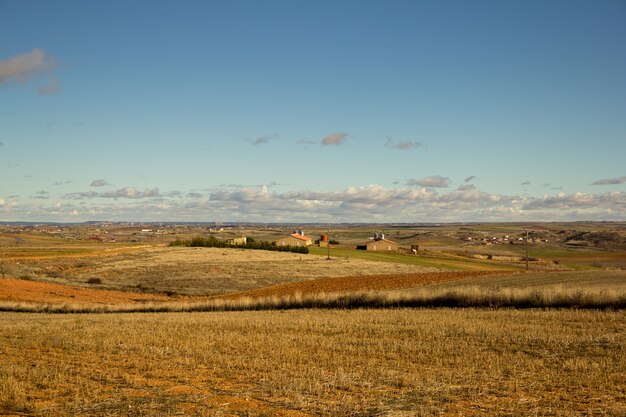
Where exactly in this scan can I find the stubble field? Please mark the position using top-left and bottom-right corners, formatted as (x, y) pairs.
(1, 224), (625, 416)
(2, 309), (624, 416)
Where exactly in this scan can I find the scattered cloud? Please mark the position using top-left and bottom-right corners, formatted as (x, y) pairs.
(38, 76), (60, 95)
(406, 175), (450, 188)
(457, 184), (476, 191)
(31, 190), (50, 200)
(384, 137), (423, 150)
(322, 132), (349, 146)
(297, 139), (317, 146)
(0, 49), (58, 93)
(522, 191), (625, 211)
(0, 198), (17, 208)
(219, 183), (245, 189)
(90, 179), (110, 187)
(592, 176), (626, 185)
(464, 176), (476, 183)
(52, 180), (71, 186)
(100, 187), (160, 199)
(5, 185), (625, 222)
(65, 187), (161, 200)
(247, 133), (279, 146)
(521, 181), (531, 186)
(64, 191), (98, 200)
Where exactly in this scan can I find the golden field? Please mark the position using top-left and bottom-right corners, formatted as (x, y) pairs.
(1, 223), (625, 416)
(2, 309), (625, 416)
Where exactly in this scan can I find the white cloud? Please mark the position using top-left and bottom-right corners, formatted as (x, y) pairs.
(407, 175), (450, 188)
(0, 197), (17, 209)
(322, 132), (349, 145)
(6, 185), (626, 223)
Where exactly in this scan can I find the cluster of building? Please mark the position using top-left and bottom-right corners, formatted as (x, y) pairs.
(276, 230), (398, 252)
(463, 235), (549, 246)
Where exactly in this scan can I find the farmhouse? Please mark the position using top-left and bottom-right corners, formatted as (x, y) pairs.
(357, 234), (398, 252)
(225, 236), (247, 245)
(276, 231), (313, 247)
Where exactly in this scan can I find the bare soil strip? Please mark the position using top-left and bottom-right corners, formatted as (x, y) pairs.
(0, 271), (514, 306)
(0, 279), (171, 305)
(217, 270), (516, 300)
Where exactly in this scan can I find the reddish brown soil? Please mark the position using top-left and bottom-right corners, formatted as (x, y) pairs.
(1, 271), (515, 306)
(0, 279), (171, 305)
(219, 270), (516, 300)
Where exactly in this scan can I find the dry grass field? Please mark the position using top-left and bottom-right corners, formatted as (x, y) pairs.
(1, 309), (624, 416)
(1, 223), (624, 416)
(4, 246), (441, 296)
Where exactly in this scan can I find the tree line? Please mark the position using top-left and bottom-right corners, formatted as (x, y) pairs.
(169, 236), (309, 254)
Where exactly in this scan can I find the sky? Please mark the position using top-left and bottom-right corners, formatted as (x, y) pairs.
(1, 0), (625, 223)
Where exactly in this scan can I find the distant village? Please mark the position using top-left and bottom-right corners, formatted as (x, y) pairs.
(2, 222), (624, 252)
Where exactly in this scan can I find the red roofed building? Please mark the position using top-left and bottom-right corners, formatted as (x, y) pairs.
(276, 230), (313, 247)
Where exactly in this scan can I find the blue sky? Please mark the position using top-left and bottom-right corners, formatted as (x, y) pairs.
(1, 0), (625, 222)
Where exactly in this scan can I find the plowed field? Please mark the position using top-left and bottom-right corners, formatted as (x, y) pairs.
(0, 279), (171, 305)
(0, 271), (516, 306)
(219, 270), (517, 300)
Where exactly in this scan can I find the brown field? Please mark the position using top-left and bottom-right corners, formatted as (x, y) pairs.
(0, 271), (509, 306)
(4, 246), (441, 296)
(219, 270), (517, 300)
(0, 278), (171, 305)
(1, 309), (624, 416)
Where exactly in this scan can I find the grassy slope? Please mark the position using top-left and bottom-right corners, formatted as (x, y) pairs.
(413, 270), (626, 291)
(309, 246), (522, 271)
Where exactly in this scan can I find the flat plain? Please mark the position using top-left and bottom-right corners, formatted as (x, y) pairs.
(0, 222), (625, 416)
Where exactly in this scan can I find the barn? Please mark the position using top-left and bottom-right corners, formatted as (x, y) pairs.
(357, 234), (398, 252)
(226, 236), (247, 245)
(276, 231), (313, 247)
